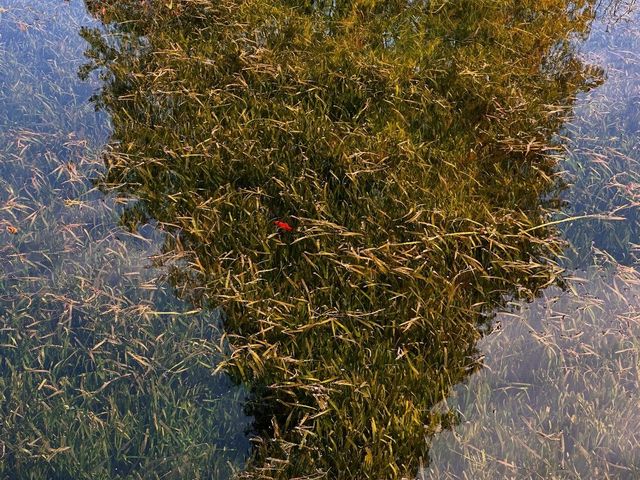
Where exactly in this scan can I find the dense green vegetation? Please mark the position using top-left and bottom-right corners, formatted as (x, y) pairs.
(1, 0), (613, 478)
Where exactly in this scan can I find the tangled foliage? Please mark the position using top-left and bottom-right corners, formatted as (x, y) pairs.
(84, 0), (601, 478)
(3, 0), (604, 478)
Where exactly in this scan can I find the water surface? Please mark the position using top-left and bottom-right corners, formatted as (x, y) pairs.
(424, 3), (640, 478)
(3, 1), (639, 479)
(0, 2), (251, 478)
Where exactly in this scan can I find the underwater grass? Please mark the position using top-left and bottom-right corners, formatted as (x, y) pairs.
(424, 260), (640, 480)
(425, 4), (640, 478)
(559, 3), (640, 266)
(71, 0), (619, 478)
(3, 0), (638, 478)
(1, 2), (250, 479)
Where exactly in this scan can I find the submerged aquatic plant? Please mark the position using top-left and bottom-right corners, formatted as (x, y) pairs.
(2, 0), (614, 478)
(0, 2), (250, 479)
(79, 1), (603, 477)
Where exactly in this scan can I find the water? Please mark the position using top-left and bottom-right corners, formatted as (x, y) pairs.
(0, 1), (251, 477)
(423, 3), (640, 478)
(3, 1), (640, 478)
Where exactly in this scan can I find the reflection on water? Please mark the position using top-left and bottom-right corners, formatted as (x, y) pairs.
(75, 0), (610, 478)
(0, 1), (251, 478)
(561, 1), (640, 265)
(3, 0), (639, 478)
(424, 3), (640, 478)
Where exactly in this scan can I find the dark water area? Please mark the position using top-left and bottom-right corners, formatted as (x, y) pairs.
(1, 0), (639, 479)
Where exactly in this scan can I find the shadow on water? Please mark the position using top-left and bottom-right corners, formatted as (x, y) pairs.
(67, 1), (621, 478)
(0, 1), (251, 479)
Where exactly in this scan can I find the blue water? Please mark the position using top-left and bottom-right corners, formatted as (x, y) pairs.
(0, 1), (252, 477)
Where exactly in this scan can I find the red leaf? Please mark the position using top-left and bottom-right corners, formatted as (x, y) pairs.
(273, 220), (294, 232)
